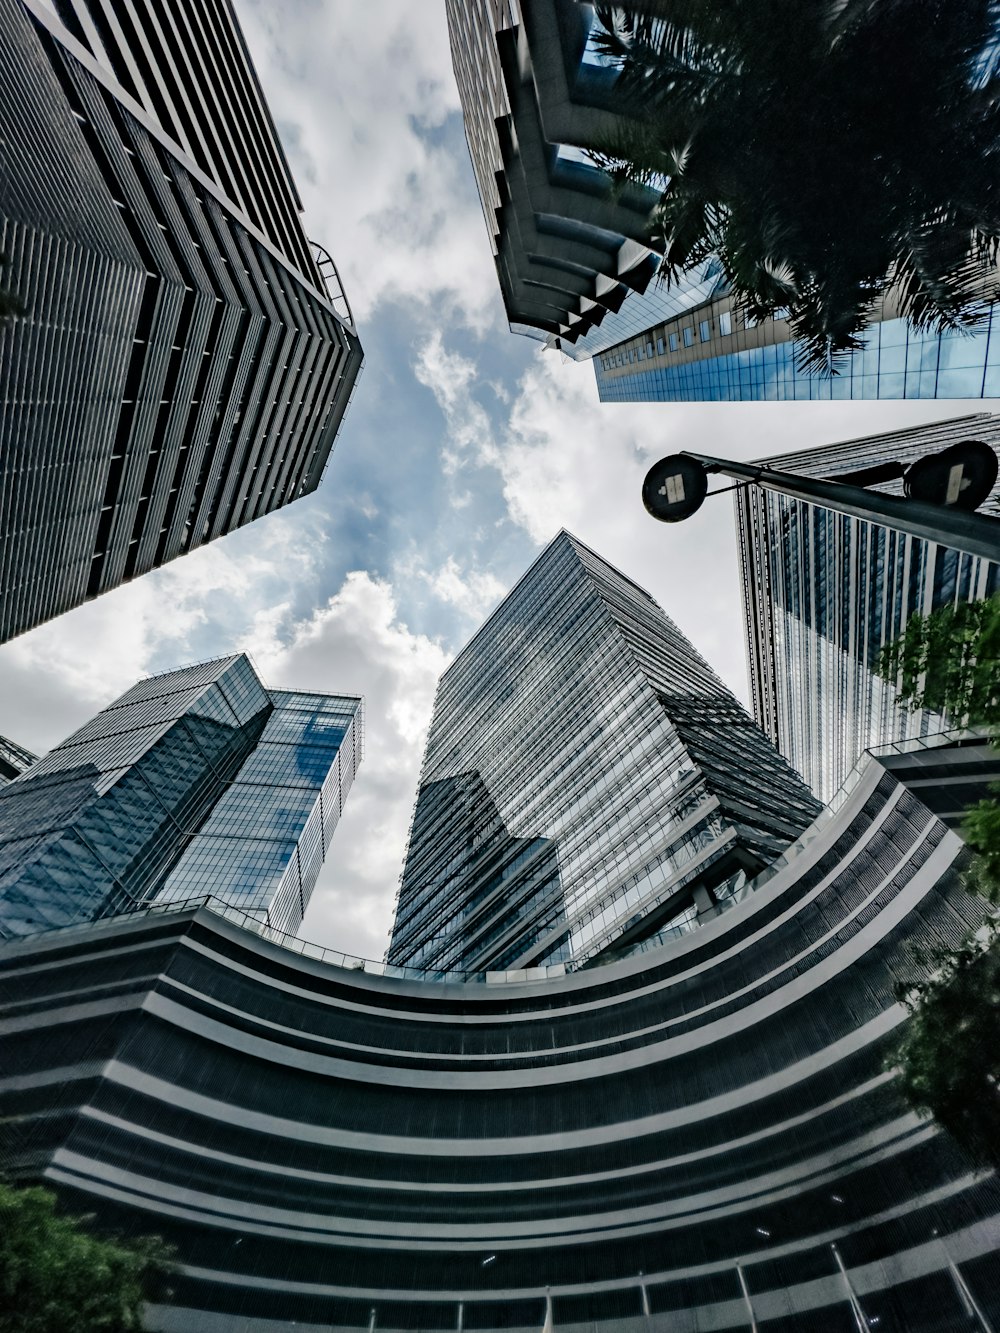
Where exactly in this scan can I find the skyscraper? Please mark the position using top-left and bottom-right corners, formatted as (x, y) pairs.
(0, 654), (362, 939)
(737, 413), (1000, 801)
(445, 0), (719, 349)
(448, 0), (999, 403)
(389, 531), (820, 974)
(0, 0), (363, 643)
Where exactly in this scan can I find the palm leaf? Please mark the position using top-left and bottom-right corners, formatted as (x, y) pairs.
(589, 0), (1000, 365)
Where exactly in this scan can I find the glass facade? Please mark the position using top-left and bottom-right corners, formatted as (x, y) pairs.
(389, 531), (820, 974)
(154, 689), (360, 933)
(568, 260), (725, 361)
(736, 414), (1000, 801)
(0, 656), (361, 939)
(595, 304), (1000, 402)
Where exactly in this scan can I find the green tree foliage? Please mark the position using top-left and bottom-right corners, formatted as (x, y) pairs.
(0, 1182), (171, 1333)
(877, 593), (1000, 900)
(892, 926), (1000, 1171)
(589, 1), (1000, 371)
(965, 798), (1000, 898)
(876, 594), (1000, 730)
(879, 596), (1000, 1163)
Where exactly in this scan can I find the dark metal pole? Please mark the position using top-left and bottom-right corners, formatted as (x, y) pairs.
(681, 452), (1000, 563)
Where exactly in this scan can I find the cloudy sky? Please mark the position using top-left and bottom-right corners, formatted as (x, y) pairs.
(0, 1), (991, 961)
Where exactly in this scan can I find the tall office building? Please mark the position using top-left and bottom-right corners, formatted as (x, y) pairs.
(737, 413), (1000, 802)
(0, 0), (363, 643)
(0, 654), (362, 939)
(389, 531), (820, 974)
(446, 0), (713, 348)
(448, 0), (998, 402)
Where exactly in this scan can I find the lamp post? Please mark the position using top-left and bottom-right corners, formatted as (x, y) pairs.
(642, 440), (1000, 563)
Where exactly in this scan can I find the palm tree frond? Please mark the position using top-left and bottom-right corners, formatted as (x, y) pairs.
(589, 0), (1000, 361)
(893, 222), (998, 332)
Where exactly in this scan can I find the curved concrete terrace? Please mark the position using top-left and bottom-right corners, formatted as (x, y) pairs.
(1, 738), (998, 1331)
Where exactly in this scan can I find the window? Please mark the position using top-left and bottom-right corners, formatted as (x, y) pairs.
(682, 326), (694, 347)
(646, 342), (654, 357)
(720, 311), (732, 336)
(699, 320), (711, 342)
(657, 338), (665, 354)
(668, 332), (678, 352)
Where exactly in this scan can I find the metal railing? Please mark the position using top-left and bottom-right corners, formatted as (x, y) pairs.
(9, 729), (983, 985)
(121, 894), (576, 986)
(737, 727), (987, 900)
(310, 240), (355, 329)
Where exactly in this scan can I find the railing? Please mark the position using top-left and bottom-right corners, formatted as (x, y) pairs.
(735, 727), (987, 900)
(310, 240), (355, 329)
(115, 894), (577, 986)
(11, 730), (983, 985)
(0, 733), (39, 780)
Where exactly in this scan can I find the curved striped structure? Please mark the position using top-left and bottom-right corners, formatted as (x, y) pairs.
(2, 749), (999, 1331)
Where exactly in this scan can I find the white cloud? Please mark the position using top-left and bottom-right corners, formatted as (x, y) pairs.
(234, 0), (501, 331)
(414, 331), (497, 472)
(417, 343), (983, 703)
(420, 555), (506, 623)
(0, 555), (449, 963)
(0, 512), (325, 749)
(493, 359), (758, 696)
(255, 571), (449, 960)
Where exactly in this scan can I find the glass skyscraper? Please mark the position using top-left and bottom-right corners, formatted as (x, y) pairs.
(737, 412), (1000, 801)
(448, 0), (999, 405)
(389, 531), (820, 974)
(0, 0), (363, 643)
(0, 655), (361, 939)
(592, 298), (1000, 403)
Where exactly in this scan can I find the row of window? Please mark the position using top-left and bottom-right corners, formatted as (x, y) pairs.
(599, 309), (739, 371)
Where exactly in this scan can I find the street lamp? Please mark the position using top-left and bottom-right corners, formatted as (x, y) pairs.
(642, 440), (1000, 563)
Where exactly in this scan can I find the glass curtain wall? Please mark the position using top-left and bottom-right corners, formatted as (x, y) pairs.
(0, 656), (362, 939)
(154, 690), (361, 933)
(736, 413), (1000, 799)
(389, 532), (819, 974)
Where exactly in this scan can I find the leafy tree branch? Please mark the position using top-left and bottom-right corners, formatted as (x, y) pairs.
(876, 592), (1000, 900)
(589, 1), (1000, 372)
(0, 1182), (172, 1333)
(891, 924), (1000, 1171)
(876, 594), (1000, 731)
(877, 592), (1000, 1163)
